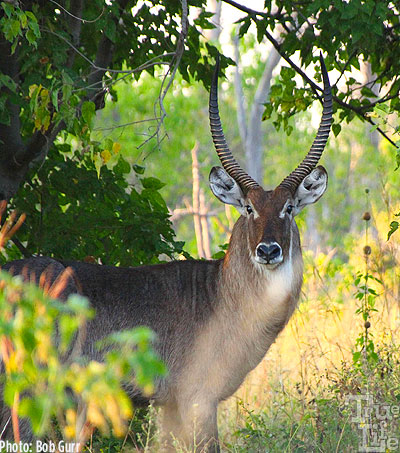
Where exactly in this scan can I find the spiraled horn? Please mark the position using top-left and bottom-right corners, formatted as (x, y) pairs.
(209, 54), (261, 194)
(278, 53), (333, 193)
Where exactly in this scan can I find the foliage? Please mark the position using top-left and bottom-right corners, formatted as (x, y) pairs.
(0, 270), (166, 440)
(0, 0), (231, 262)
(4, 148), (186, 266)
(0, 0), (224, 130)
(388, 216), (399, 240)
(85, 406), (158, 452)
(228, 397), (358, 452)
(0, 0), (234, 195)
(232, 0), (400, 153)
(0, 206), (166, 443)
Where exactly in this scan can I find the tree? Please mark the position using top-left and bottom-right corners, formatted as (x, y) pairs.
(0, 0), (233, 263)
(0, 0), (231, 200)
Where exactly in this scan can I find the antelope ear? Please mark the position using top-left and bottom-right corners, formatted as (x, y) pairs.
(209, 166), (246, 214)
(293, 166), (328, 215)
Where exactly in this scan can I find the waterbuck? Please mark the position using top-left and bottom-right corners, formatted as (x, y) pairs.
(1, 54), (333, 452)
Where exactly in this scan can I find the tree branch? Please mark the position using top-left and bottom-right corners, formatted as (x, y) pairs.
(50, 0), (104, 24)
(170, 208), (220, 222)
(220, 0), (267, 17)
(85, 0), (132, 109)
(139, 0), (189, 149)
(86, 33), (113, 108)
(158, 0), (188, 117)
(15, 130), (50, 166)
(334, 48), (358, 87)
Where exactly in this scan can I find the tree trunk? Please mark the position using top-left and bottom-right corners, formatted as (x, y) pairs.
(205, 0), (222, 42)
(191, 142), (206, 258)
(245, 48), (280, 183)
(0, 34), (27, 200)
(199, 188), (211, 258)
(232, 35), (280, 184)
(233, 33), (247, 148)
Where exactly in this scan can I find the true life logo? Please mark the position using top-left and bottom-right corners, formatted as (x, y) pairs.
(346, 394), (399, 452)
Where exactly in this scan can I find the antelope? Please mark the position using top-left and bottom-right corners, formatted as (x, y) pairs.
(1, 54), (333, 452)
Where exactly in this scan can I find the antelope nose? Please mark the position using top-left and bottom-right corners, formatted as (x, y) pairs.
(256, 242), (282, 263)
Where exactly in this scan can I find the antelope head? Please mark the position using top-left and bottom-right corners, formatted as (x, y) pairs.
(209, 54), (333, 268)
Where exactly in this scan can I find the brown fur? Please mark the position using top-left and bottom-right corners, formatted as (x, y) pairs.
(161, 187), (303, 451)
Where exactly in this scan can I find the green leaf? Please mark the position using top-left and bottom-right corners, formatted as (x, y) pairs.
(51, 89), (59, 111)
(212, 251), (226, 259)
(104, 137), (113, 151)
(93, 153), (102, 178)
(255, 20), (266, 43)
(81, 101), (95, 125)
(18, 11), (27, 28)
(280, 66), (295, 81)
(395, 148), (400, 171)
(10, 38), (18, 54)
(332, 123), (341, 137)
(133, 164), (145, 174)
(3, 18), (21, 41)
(141, 177), (165, 190)
(25, 29), (38, 47)
(352, 351), (361, 363)
(1, 1), (14, 18)
(262, 103), (273, 121)
(115, 156), (131, 174)
(0, 73), (17, 92)
(238, 18), (251, 38)
(375, 104), (389, 114)
(388, 221), (399, 240)
(27, 18), (40, 37)
(25, 11), (37, 22)
(342, 4), (358, 19)
(104, 19), (117, 43)
(361, 86), (377, 98)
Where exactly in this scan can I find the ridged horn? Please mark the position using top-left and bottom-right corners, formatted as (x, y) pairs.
(278, 53), (333, 193)
(209, 54), (261, 194)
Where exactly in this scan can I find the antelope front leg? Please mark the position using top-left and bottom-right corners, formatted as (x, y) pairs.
(160, 401), (183, 452)
(160, 400), (219, 452)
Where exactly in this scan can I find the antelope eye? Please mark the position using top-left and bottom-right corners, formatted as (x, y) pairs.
(286, 204), (294, 215)
(246, 205), (253, 215)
